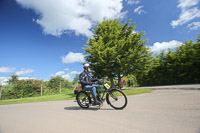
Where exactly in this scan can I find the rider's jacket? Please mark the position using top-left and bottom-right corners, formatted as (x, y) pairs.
(79, 70), (96, 88)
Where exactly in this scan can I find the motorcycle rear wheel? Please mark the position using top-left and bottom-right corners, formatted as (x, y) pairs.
(76, 91), (90, 109)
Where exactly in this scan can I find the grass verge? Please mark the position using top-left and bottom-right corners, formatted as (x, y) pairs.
(0, 89), (152, 105)
(123, 89), (152, 95)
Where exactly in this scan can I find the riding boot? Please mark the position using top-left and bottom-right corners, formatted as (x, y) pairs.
(93, 97), (101, 105)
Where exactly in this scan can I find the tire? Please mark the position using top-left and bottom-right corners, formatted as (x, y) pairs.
(76, 91), (90, 109)
(107, 89), (127, 110)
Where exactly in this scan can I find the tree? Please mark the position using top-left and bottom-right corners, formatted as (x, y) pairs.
(0, 85), (2, 100)
(11, 79), (43, 98)
(139, 35), (200, 86)
(72, 74), (79, 85)
(84, 19), (152, 87)
(47, 77), (73, 92)
(8, 75), (19, 84)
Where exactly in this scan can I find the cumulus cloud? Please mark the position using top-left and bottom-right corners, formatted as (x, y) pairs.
(126, 0), (140, 5)
(0, 77), (10, 85)
(55, 71), (65, 76)
(68, 71), (81, 75)
(134, 6), (145, 14)
(62, 71), (81, 81)
(50, 71), (65, 77)
(15, 69), (35, 76)
(16, 0), (125, 37)
(187, 21), (200, 30)
(62, 74), (71, 81)
(149, 40), (183, 53)
(64, 68), (70, 71)
(0, 67), (16, 73)
(62, 52), (85, 64)
(177, 0), (199, 9)
(171, 0), (200, 29)
(50, 70), (80, 81)
(0, 77), (37, 85)
(18, 77), (37, 80)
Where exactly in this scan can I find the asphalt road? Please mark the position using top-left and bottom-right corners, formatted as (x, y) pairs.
(133, 84), (200, 90)
(0, 90), (200, 133)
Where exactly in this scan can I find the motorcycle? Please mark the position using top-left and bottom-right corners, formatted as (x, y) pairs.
(74, 80), (127, 110)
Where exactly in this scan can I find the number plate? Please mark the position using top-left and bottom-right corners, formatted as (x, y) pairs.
(104, 83), (110, 89)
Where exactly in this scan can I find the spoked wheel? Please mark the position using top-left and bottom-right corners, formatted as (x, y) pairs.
(76, 91), (90, 109)
(107, 89), (127, 110)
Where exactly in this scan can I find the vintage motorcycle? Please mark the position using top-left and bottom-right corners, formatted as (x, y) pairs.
(74, 80), (127, 110)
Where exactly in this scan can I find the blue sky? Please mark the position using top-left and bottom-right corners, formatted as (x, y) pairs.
(0, 0), (200, 83)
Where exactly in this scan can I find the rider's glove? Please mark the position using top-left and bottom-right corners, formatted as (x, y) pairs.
(98, 79), (104, 84)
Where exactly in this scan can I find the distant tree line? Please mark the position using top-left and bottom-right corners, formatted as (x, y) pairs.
(138, 37), (200, 86)
(1, 75), (74, 100)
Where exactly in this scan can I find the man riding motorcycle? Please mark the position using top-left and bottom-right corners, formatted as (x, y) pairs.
(79, 64), (101, 105)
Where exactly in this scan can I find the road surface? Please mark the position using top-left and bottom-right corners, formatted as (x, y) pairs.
(0, 90), (200, 133)
(133, 84), (200, 90)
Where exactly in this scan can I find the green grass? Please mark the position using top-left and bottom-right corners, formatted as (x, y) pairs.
(123, 89), (152, 95)
(0, 93), (75, 105)
(0, 89), (152, 105)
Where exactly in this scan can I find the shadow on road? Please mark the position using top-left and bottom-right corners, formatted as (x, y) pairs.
(64, 106), (114, 111)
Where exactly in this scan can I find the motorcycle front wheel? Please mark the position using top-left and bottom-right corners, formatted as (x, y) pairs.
(107, 89), (127, 110)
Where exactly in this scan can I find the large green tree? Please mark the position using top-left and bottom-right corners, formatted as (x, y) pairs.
(84, 19), (152, 87)
(140, 35), (200, 86)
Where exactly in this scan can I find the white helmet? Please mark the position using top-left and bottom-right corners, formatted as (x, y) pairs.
(83, 63), (90, 69)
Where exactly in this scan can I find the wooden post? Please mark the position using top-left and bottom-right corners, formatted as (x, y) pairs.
(73, 82), (78, 91)
(59, 81), (61, 94)
(0, 85), (2, 100)
(41, 84), (43, 96)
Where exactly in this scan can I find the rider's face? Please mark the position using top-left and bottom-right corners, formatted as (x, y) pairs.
(88, 67), (90, 72)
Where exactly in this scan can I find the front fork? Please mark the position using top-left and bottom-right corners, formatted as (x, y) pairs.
(105, 89), (118, 105)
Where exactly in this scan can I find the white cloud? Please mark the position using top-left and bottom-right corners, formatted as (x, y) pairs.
(15, 69), (35, 76)
(64, 68), (70, 71)
(126, 0), (140, 5)
(171, 0), (200, 29)
(50, 71), (65, 77)
(177, 0), (199, 9)
(132, 30), (137, 34)
(56, 71), (65, 76)
(49, 70), (80, 81)
(62, 74), (71, 81)
(187, 21), (200, 30)
(62, 52), (85, 64)
(0, 67), (16, 73)
(149, 40), (183, 53)
(68, 71), (81, 75)
(16, 0), (125, 37)
(171, 8), (200, 27)
(18, 77), (37, 80)
(0, 77), (10, 85)
(0, 77), (37, 85)
(62, 71), (81, 81)
(134, 6), (145, 14)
